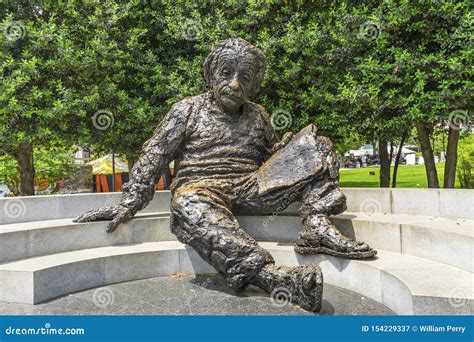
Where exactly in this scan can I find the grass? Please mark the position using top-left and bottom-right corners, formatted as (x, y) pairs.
(339, 162), (460, 188)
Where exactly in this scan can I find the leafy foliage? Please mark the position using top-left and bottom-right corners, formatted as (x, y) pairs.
(0, 146), (79, 193)
(1, 0), (472, 190)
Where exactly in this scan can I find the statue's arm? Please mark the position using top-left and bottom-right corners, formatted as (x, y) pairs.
(74, 99), (192, 232)
(120, 100), (191, 212)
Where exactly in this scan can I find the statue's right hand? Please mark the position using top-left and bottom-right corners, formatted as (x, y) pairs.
(73, 204), (134, 233)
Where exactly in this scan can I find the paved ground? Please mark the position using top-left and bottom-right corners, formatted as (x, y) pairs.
(0, 274), (394, 315)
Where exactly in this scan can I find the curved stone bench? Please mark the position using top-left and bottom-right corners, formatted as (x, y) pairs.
(2, 188), (472, 224)
(0, 189), (472, 315)
(1, 212), (471, 272)
(0, 214), (173, 264)
(0, 239), (471, 315)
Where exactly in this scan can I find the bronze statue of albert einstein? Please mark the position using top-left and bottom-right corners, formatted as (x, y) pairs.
(75, 38), (376, 312)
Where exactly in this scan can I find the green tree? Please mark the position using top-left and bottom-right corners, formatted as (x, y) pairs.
(0, 1), (105, 194)
(0, 1), (164, 193)
(2, 0), (471, 193)
(323, 0), (472, 187)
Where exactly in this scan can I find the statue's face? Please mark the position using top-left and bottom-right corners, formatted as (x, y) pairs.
(212, 53), (258, 113)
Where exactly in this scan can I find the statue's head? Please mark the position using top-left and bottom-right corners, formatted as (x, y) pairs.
(203, 38), (266, 113)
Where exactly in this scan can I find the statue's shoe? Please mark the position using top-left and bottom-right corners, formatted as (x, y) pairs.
(267, 264), (323, 312)
(294, 215), (377, 259)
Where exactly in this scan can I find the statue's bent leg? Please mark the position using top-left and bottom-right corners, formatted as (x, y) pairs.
(170, 185), (274, 292)
(172, 185), (323, 311)
(295, 135), (377, 259)
(296, 178), (377, 259)
(235, 126), (376, 259)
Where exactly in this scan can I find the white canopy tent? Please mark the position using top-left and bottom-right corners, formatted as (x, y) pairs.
(345, 146), (416, 157)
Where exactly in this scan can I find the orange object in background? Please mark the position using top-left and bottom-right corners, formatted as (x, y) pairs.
(114, 173), (122, 191)
(95, 174), (109, 192)
(156, 177), (165, 190)
(94, 167), (174, 192)
(34, 176), (50, 191)
(155, 168), (174, 190)
(95, 173), (123, 192)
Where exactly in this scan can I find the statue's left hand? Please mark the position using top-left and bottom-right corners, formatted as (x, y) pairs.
(272, 131), (294, 153)
(73, 204), (134, 233)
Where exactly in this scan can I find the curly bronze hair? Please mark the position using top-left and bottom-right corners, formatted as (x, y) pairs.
(203, 38), (266, 92)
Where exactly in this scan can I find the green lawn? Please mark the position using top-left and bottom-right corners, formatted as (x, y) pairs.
(339, 162), (459, 188)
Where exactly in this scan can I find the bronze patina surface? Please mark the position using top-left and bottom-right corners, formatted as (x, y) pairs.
(75, 38), (376, 311)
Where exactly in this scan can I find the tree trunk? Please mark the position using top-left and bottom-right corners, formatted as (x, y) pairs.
(16, 141), (35, 196)
(389, 141), (394, 163)
(443, 126), (460, 188)
(416, 123), (439, 188)
(392, 129), (408, 188)
(379, 140), (390, 187)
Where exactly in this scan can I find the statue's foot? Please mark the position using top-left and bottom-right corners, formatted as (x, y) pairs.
(255, 264), (323, 312)
(294, 215), (377, 259)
